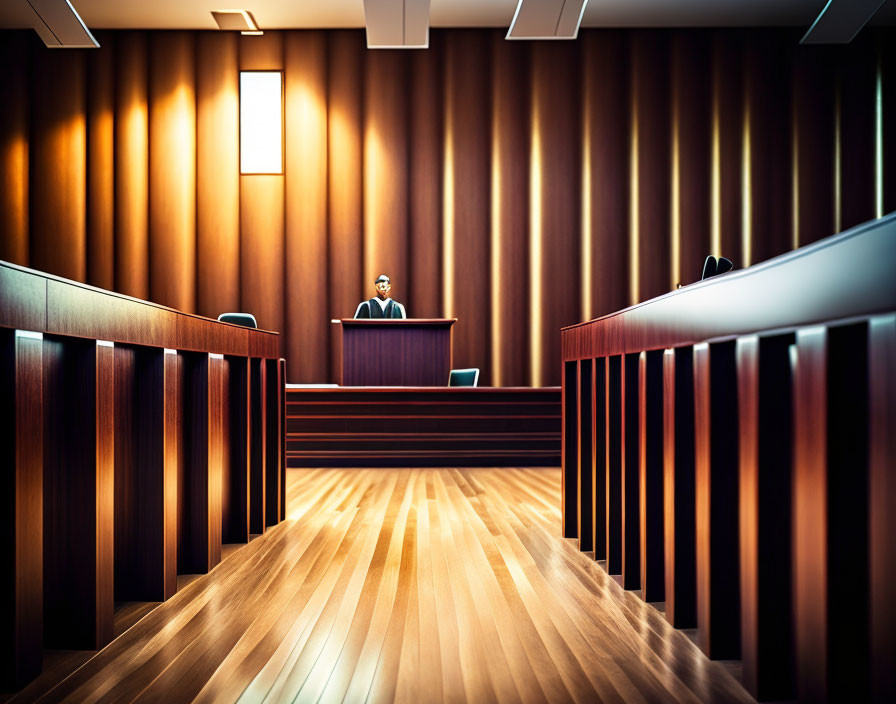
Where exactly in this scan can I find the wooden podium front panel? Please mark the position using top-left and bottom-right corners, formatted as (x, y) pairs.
(340, 319), (454, 386)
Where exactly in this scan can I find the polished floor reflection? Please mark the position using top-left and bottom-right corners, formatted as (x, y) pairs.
(21, 469), (753, 703)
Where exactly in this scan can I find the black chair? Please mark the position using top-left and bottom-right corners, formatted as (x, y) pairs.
(217, 313), (258, 328)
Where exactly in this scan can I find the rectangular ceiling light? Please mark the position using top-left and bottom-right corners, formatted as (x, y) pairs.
(507, 0), (588, 40)
(801, 0), (886, 44)
(240, 71), (282, 175)
(212, 9), (261, 34)
(26, 0), (99, 48)
(364, 0), (430, 49)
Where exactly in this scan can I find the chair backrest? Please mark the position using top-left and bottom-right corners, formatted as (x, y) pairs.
(448, 368), (480, 387)
(218, 312), (258, 329)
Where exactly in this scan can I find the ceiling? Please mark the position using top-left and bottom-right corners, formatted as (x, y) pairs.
(1, 0), (894, 31)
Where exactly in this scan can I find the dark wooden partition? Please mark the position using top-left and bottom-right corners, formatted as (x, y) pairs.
(0, 261), (283, 689)
(561, 212), (896, 702)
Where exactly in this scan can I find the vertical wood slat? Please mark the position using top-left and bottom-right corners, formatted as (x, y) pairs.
(711, 31), (743, 264)
(239, 33), (284, 339)
(31, 48), (86, 282)
(620, 353), (640, 589)
(285, 32), (328, 384)
(606, 355), (623, 574)
(249, 358), (266, 534)
(265, 358), (281, 528)
(0, 32), (30, 266)
(1, 329), (43, 688)
(279, 358), (287, 521)
(223, 356), (250, 543)
(663, 346), (696, 628)
(561, 360), (577, 539)
(42, 338), (114, 650)
(114, 33), (149, 300)
(793, 323), (870, 701)
(744, 33), (793, 266)
(148, 32), (196, 313)
(86, 33), (115, 290)
(869, 315), (896, 702)
(490, 35), (529, 386)
(584, 32), (629, 318)
(444, 32), (491, 382)
(736, 334), (794, 700)
(326, 31), (364, 381)
(196, 32), (240, 319)
(694, 341), (740, 658)
(577, 359), (593, 552)
(114, 346), (178, 601)
(638, 350), (664, 602)
(363, 50), (408, 314)
(532, 41), (581, 384)
(592, 357), (607, 560)
(671, 32), (710, 286)
(632, 31), (671, 301)
(180, 353), (223, 573)
(793, 45), (836, 246)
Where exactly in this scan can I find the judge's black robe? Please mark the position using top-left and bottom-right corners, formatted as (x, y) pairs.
(354, 298), (406, 318)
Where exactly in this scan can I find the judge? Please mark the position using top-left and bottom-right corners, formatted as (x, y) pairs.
(354, 274), (407, 318)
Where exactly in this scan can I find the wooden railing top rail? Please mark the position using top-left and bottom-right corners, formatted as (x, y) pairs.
(562, 211), (896, 360)
(0, 260), (280, 359)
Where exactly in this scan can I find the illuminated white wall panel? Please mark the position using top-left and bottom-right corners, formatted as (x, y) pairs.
(240, 71), (282, 174)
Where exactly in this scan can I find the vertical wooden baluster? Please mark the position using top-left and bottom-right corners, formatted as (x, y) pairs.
(737, 334), (794, 700)
(279, 358), (287, 521)
(606, 355), (622, 574)
(43, 338), (115, 650)
(621, 353), (640, 589)
(562, 360), (578, 539)
(113, 346), (178, 602)
(223, 356), (250, 543)
(639, 350), (664, 602)
(265, 358), (281, 528)
(694, 341), (740, 658)
(663, 346), (696, 627)
(249, 358), (266, 534)
(1, 329), (43, 688)
(869, 315), (896, 703)
(593, 357), (607, 560)
(578, 359), (594, 552)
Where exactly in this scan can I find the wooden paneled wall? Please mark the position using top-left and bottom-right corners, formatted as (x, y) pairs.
(1, 28), (894, 385)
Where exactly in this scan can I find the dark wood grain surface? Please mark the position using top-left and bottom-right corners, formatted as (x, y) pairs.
(1, 330), (43, 688)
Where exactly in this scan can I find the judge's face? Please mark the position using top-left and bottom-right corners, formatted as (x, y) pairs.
(375, 281), (391, 300)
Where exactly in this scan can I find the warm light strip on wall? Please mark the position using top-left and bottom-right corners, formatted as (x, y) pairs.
(741, 100), (753, 267)
(629, 87), (640, 306)
(792, 100), (800, 249)
(670, 88), (681, 288)
(875, 53), (884, 218)
(490, 126), (503, 386)
(443, 106), (455, 319)
(530, 98), (543, 387)
(710, 91), (722, 257)
(581, 94), (593, 321)
(834, 78), (842, 233)
(240, 71), (282, 174)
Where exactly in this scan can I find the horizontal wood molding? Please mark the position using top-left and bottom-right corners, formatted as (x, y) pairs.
(286, 386), (560, 467)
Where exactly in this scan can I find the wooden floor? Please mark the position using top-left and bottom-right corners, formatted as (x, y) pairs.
(12, 469), (754, 703)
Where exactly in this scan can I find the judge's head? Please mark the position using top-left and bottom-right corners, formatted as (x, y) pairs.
(374, 274), (392, 300)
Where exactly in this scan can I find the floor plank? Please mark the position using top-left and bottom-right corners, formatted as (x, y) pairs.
(10, 468), (754, 703)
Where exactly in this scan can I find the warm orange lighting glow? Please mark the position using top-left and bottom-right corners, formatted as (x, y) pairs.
(530, 98), (543, 387)
(240, 71), (282, 174)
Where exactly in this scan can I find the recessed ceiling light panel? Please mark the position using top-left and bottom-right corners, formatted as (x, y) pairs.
(364, 0), (430, 49)
(506, 0), (588, 40)
(26, 0), (99, 48)
(212, 9), (259, 32)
